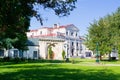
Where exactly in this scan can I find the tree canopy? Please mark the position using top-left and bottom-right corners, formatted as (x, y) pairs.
(0, 0), (77, 50)
(85, 7), (120, 56)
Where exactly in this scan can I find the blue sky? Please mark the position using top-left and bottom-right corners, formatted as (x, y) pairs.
(30, 0), (120, 36)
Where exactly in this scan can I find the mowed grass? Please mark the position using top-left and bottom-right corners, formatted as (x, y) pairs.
(0, 59), (120, 80)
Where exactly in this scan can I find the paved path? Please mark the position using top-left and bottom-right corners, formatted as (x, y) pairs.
(68, 61), (120, 66)
(79, 62), (120, 66)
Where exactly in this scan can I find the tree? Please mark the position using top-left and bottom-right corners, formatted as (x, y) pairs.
(86, 7), (120, 60)
(0, 0), (77, 51)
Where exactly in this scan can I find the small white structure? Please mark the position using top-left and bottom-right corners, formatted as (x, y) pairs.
(110, 49), (119, 60)
(23, 38), (39, 59)
(8, 48), (19, 58)
(0, 48), (21, 58)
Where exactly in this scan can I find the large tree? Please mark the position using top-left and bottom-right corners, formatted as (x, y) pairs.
(0, 0), (77, 51)
(85, 7), (120, 59)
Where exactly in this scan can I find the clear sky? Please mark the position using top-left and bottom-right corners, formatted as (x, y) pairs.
(30, 0), (120, 36)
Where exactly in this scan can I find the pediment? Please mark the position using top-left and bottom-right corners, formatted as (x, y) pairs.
(66, 24), (79, 31)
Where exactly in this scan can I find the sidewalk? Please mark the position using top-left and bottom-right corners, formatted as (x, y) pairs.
(72, 62), (120, 66)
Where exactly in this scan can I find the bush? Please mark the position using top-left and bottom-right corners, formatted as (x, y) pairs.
(3, 57), (11, 62)
(48, 47), (54, 59)
(62, 50), (65, 60)
(13, 57), (21, 63)
(21, 57), (26, 61)
(65, 58), (69, 62)
(0, 58), (3, 62)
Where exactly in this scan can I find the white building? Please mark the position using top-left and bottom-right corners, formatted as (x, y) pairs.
(25, 24), (83, 60)
(0, 24), (92, 60)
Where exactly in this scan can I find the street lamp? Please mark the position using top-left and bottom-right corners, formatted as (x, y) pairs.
(96, 42), (99, 63)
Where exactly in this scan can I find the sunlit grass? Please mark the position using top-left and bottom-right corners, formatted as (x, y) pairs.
(0, 59), (120, 80)
(70, 57), (120, 64)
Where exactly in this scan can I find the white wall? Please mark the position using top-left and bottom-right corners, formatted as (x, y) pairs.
(23, 46), (39, 59)
(52, 42), (64, 60)
(39, 41), (47, 59)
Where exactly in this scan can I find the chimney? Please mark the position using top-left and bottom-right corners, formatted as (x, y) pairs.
(53, 23), (59, 28)
(54, 24), (57, 28)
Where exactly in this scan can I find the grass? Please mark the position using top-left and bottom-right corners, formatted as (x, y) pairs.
(0, 59), (120, 80)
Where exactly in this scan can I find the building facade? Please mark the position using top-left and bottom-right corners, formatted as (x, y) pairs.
(0, 24), (93, 60)
(25, 24), (83, 60)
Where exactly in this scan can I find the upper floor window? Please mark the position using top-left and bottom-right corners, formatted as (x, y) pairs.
(71, 32), (73, 36)
(66, 31), (68, 35)
(76, 33), (77, 37)
(76, 42), (78, 47)
(40, 31), (42, 34)
(72, 42), (74, 46)
(31, 33), (34, 37)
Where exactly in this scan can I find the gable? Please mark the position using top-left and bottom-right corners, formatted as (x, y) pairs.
(66, 24), (79, 31)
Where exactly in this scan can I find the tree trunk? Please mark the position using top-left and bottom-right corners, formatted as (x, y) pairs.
(99, 55), (102, 61)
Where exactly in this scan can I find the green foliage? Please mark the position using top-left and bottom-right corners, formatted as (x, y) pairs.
(36, 0), (77, 17)
(86, 7), (120, 56)
(0, 0), (77, 51)
(62, 50), (66, 59)
(48, 46), (53, 59)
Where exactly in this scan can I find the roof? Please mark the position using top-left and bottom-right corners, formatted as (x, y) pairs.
(39, 37), (65, 42)
(27, 38), (39, 46)
(28, 24), (77, 32)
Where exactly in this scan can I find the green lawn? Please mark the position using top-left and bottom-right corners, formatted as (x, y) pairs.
(0, 59), (120, 80)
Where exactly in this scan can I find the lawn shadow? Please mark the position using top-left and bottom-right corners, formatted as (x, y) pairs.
(0, 59), (66, 66)
(0, 64), (120, 80)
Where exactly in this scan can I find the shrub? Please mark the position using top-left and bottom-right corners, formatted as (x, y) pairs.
(3, 57), (11, 62)
(48, 47), (54, 59)
(13, 57), (21, 63)
(0, 58), (3, 62)
(62, 50), (65, 60)
(21, 57), (26, 61)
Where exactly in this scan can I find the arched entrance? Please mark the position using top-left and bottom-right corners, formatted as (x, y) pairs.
(39, 38), (65, 60)
(46, 43), (57, 59)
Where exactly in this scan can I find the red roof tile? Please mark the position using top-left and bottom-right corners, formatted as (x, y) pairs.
(29, 24), (74, 32)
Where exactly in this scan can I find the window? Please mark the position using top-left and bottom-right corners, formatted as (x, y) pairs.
(19, 50), (23, 58)
(33, 51), (37, 58)
(66, 31), (68, 35)
(40, 31), (42, 34)
(0, 50), (4, 57)
(80, 45), (82, 50)
(76, 42), (78, 47)
(14, 50), (19, 58)
(71, 32), (73, 36)
(72, 42), (74, 46)
(71, 49), (74, 56)
(76, 33), (77, 36)
(86, 52), (91, 57)
(31, 33), (34, 37)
